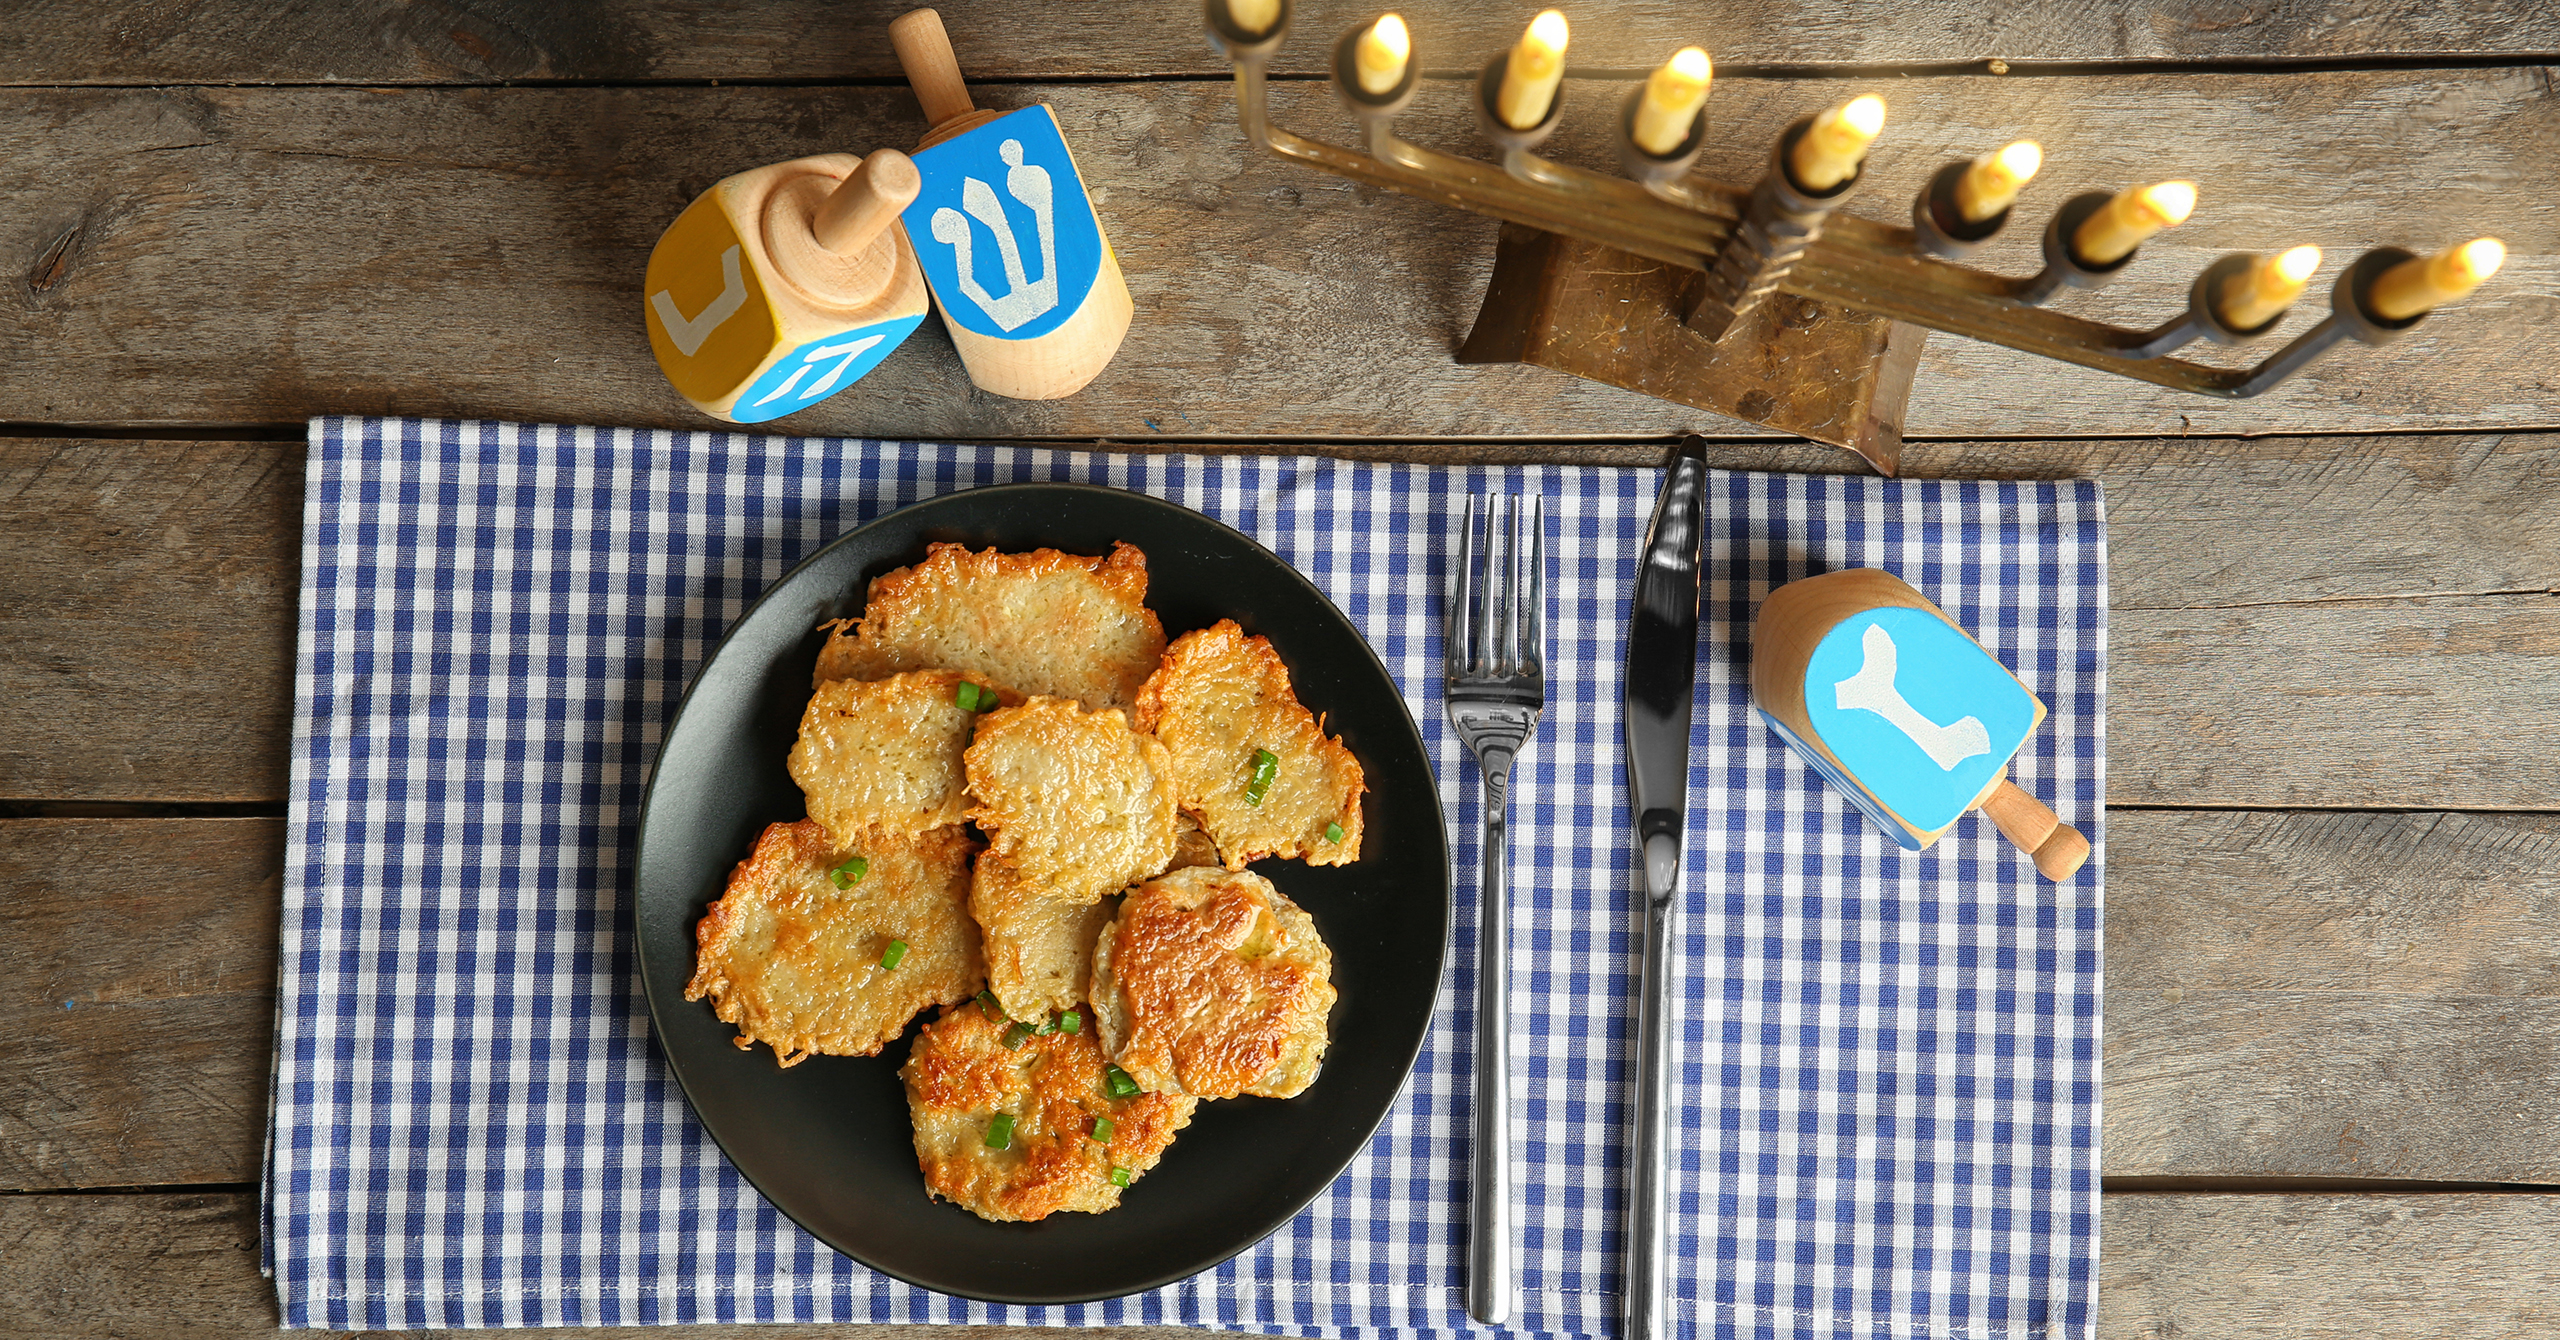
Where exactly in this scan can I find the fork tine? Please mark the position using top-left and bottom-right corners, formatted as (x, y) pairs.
(1483, 493), (1511, 676)
(1464, 489), (1484, 671)
(1523, 494), (1545, 677)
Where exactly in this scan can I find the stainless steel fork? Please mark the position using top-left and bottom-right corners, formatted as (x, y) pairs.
(1444, 492), (1546, 1327)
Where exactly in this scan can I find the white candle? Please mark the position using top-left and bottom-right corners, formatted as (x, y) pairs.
(1955, 140), (2041, 223)
(2368, 237), (2505, 320)
(1495, 10), (1569, 130)
(1631, 46), (1712, 156)
(1789, 95), (1885, 192)
(2072, 180), (2196, 265)
(2214, 245), (2322, 329)
(1355, 13), (1410, 96)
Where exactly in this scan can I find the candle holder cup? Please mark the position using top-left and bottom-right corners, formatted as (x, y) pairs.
(1205, 0), (2496, 470)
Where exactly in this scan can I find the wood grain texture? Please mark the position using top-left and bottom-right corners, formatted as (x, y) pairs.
(0, 440), (300, 802)
(8, 1190), (2560, 1339)
(5, 810), (2554, 1191)
(1, 71), (2552, 440)
(10, 434), (2560, 805)
(0, 819), (280, 1192)
(2, 0), (2555, 86)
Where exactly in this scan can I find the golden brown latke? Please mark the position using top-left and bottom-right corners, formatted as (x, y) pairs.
(1134, 619), (1365, 869)
(901, 998), (1197, 1222)
(1089, 866), (1336, 1099)
(685, 820), (983, 1067)
(814, 542), (1166, 713)
(970, 855), (1116, 1021)
(964, 696), (1179, 904)
(788, 669), (1017, 843)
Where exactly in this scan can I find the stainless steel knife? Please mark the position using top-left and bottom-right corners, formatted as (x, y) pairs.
(1621, 438), (1707, 1340)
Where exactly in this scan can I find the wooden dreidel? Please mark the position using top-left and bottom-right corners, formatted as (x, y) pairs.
(1752, 569), (2091, 881)
(888, 8), (1134, 400)
(642, 148), (931, 423)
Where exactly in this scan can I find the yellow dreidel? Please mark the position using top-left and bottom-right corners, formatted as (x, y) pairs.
(888, 8), (1134, 400)
(1753, 568), (2091, 880)
(642, 148), (931, 423)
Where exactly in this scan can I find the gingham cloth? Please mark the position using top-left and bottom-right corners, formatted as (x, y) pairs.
(271, 417), (2104, 1338)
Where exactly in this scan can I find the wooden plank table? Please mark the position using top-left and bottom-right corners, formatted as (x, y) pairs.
(5, 3), (2557, 1336)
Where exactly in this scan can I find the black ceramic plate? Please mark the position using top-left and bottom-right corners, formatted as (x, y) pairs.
(634, 482), (1451, 1305)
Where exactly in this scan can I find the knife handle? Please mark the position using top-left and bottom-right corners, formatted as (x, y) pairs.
(1624, 831), (1679, 1340)
(1467, 757), (1517, 1325)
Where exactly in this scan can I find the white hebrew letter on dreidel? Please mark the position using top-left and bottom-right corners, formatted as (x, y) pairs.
(928, 139), (1059, 332)
(650, 245), (749, 357)
(1833, 624), (1992, 771)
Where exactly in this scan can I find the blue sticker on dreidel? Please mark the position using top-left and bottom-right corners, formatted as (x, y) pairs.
(728, 313), (926, 424)
(1801, 607), (2039, 835)
(905, 107), (1105, 342)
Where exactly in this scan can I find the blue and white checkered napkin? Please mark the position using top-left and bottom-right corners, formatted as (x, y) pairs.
(271, 417), (2103, 1338)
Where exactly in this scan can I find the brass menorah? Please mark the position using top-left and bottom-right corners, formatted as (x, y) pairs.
(1204, 1), (2507, 473)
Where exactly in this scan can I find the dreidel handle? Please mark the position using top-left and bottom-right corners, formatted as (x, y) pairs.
(811, 149), (921, 255)
(891, 9), (977, 131)
(1982, 780), (2091, 881)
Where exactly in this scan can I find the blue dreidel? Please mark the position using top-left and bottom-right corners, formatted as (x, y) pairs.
(1752, 568), (2090, 880)
(642, 148), (931, 423)
(888, 8), (1134, 400)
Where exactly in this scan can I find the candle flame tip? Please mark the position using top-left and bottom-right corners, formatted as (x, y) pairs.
(2275, 245), (2322, 284)
(1672, 45), (1711, 80)
(1844, 94), (1887, 135)
(2143, 180), (2198, 225)
(1997, 140), (2042, 180)
(2458, 237), (2508, 281)
(1529, 9), (1569, 47)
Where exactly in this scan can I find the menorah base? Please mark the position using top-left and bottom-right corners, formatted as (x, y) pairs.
(1457, 224), (1926, 474)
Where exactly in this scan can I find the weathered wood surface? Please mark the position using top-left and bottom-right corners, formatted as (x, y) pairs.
(0, 819), (281, 1193)
(9, 1190), (2560, 1339)
(3, 71), (2553, 440)
(10, 434), (2558, 805)
(4, 0), (2557, 86)
(0, 440), (299, 803)
(10, 809), (2555, 1193)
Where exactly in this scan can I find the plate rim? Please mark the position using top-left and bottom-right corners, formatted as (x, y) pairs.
(631, 478), (1452, 1305)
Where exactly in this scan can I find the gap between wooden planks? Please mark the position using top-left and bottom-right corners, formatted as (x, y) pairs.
(3, 1190), (2558, 1339)
(6, 433), (2556, 807)
(2, 0), (2556, 84)
(1, 71), (2553, 440)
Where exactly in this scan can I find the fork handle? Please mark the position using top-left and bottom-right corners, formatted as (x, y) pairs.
(1467, 751), (1516, 1326)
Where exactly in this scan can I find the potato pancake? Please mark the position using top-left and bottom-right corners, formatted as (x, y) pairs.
(1134, 620), (1364, 869)
(901, 998), (1197, 1222)
(964, 696), (1178, 904)
(685, 820), (982, 1067)
(1089, 866), (1336, 1099)
(970, 855), (1115, 1021)
(788, 669), (1009, 843)
(815, 542), (1165, 713)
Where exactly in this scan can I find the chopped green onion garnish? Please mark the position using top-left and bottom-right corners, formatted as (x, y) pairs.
(880, 939), (909, 970)
(829, 855), (869, 889)
(976, 989), (1004, 1019)
(1002, 1020), (1036, 1050)
(954, 680), (982, 712)
(984, 1114), (1015, 1150)
(1325, 821), (1344, 843)
(1103, 1064), (1140, 1098)
(1090, 1116), (1115, 1143)
(1108, 1165), (1132, 1187)
(1244, 748), (1279, 806)
(1058, 1009), (1082, 1034)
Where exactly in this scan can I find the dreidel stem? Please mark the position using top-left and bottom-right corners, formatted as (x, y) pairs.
(892, 9), (992, 145)
(1981, 781), (2090, 881)
(812, 149), (921, 256)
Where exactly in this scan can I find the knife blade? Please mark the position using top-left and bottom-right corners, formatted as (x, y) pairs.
(1621, 438), (1707, 1340)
